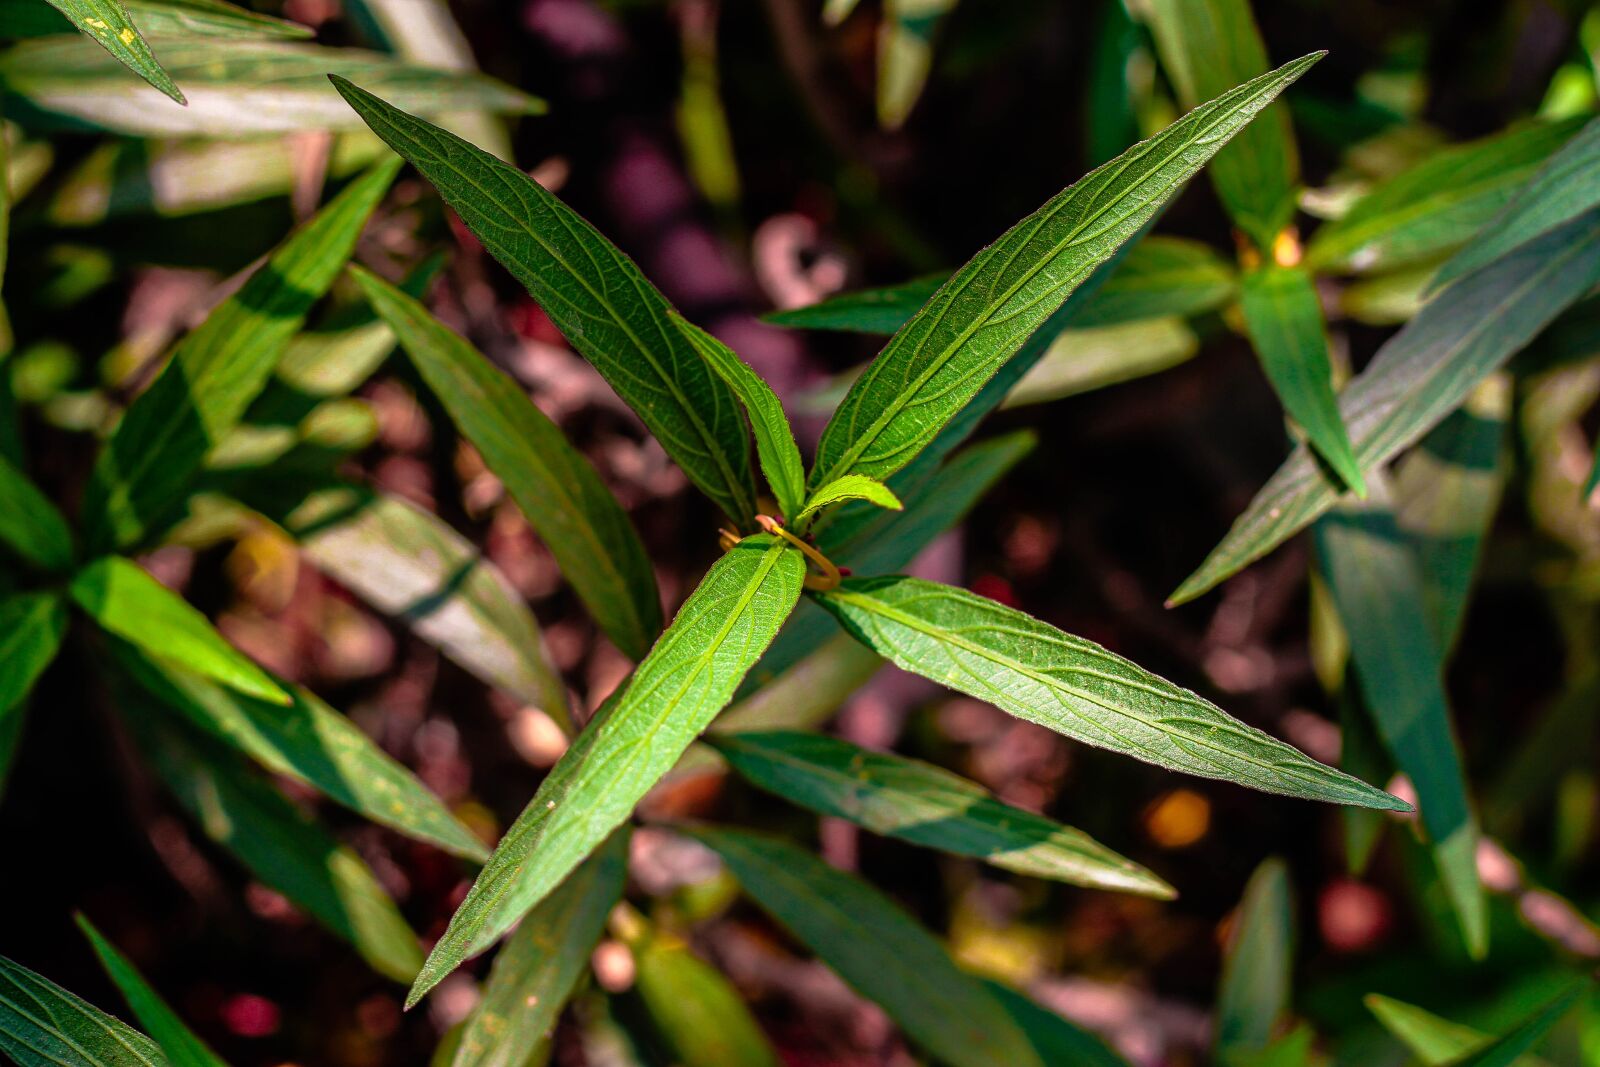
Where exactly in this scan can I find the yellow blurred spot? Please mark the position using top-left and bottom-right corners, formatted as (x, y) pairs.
(1272, 228), (1304, 268)
(118, 27), (136, 45)
(1145, 789), (1210, 849)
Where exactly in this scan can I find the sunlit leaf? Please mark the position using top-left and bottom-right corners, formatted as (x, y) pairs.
(1215, 857), (1293, 1059)
(1, 0), (310, 39)
(1001, 317), (1199, 409)
(0, 953), (164, 1067)
(797, 474), (901, 526)
(76, 916), (226, 1067)
(1366, 993), (1551, 1067)
(37, 0), (184, 103)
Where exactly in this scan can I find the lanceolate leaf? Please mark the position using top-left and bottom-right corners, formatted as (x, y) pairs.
(711, 730), (1173, 896)
(1215, 858), (1293, 1059)
(1140, 0), (1299, 251)
(0, 953), (164, 1067)
(1172, 207), (1600, 606)
(815, 576), (1405, 809)
(671, 311), (805, 525)
(80, 158), (400, 555)
(688, 826), (1043, 1067)
(1, 39), (540, 138)
(797, 474), (901, 525)
(407, 535), (805, 1007)
(451, 830), (629, 1067)
(1307, 117), (1585, 274)
(71, 556), (290, 706)
(0, 453), (74, 572)
(764, 275), (944, 335)
(76, 916), (226, 1067)
(1238, 264), (1364, 495)
(331, 77), (760, 524)
(111, 640), (489, 862)
(0, 592), (66, 787)
(876, 0), (958, 131)
(351, 265), (662, 661)
(39, 0), (184, 104)
(981, 980), (1130, 1067)
(1, 0), (311, 39)
(808, 54), (1321, 492)
(1449, 979), (1589, 1067)
(1314, 497), (1486, 957)
(630, 927), (782, 1067)
(1365, 994), (1553, 1067)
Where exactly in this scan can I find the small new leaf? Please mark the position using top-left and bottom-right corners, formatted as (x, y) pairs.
(797, 474), (902, 526)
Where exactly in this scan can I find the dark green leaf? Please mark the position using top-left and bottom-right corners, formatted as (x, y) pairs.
(451, 830), (630, 1067)
(1445, 979), (1588, 1067)
(1215, 857), (1293, 1058)
(350, 265), (662, 661)
(809, 54), (1321, 491)
(408, 534), (805, 1006)
(0, 592), (67, 798)
(712, 730), (1173, 896)
(1238, 264), (1364, 495)
(1365, 994), (1550, 1067)
(688, 826), (1042, 1067)
(332, 77), (759, 524)
(764, 276), (945, 335)
(75, 916), (226, 1067)
(71, 556), (290, 706)
(0, 452), (74, 572)
(80, 158), (400, 554)
(0, 0), (311, 39)
(630, 923), (781, 1067)
(0, 953), (165, 1067)
(1172, 207), (1600, 605)
(815, 576), (1405, 809)
(981, 980), (1129, 1067)
(39, 0), (184, 103)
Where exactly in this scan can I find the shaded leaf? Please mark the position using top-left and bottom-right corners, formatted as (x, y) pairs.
(0, 452), (73, 572)
(1447, 980), (1589, 1067)
(1366, 994), (1550, 1067)
(332, 77), (759, 524)
(630, 924), (781, 1067)
(351, 265), (662, 661)
(815, 576), (1406, 809)
(0, 954), (164, 1067)
(39, 0), (183, 103)
(797, 474), (901, 525)
(407, 535), (805, 1006)
(764, 275), (944, 335)
(1001, 316), (1198, 409)
(876, 0), (958, 130)
(75, 916), (226, 1067)
(981, 980), (1130, 1067)
(712, 729), (1173, 896)
(0, 592), (67, 798)
(809, 54), (1321, 491)
(1215, 857), (1293, 1059)
(0, 0), (310, 39)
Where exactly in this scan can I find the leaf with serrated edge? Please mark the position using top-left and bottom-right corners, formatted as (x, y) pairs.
(0, 953), (164, 1067)
(712, 730), (1172, 896)
(42, 0), (185, 103)
(0, 453), (73, 572)
(76, 916), (225, 1067)
(689, 826), (1043, 1067)
(670, 311), (805, 525)
(407, 534), (805, 1006)
(80, 158), (400, 554)
(351, 265), (661, 661)
(808, 54), (1322, 492)
(1172, 206), (1600, 605)
(332, 76), (759, 523)
(815, 576), (1406, 809)
(797, 474), (902, 526)
(72, 556), (290, 706)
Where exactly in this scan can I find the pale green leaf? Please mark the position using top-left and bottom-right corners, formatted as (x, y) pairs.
(688, 826), (1043, 1067)
(350, 264), (662, 661)
(1, 38), (540, 138)
(670, 311), (804, 525)
(981, 980), (1130, 1067)
(631, 926), (781, 1067)
(0, 0), (310, 39)
(1001, 317), (1199, 409)
(451, 830), (629, 1067)
(38, 0), (184, 103)
(1307, 118), (1585, 274)
(75, 916), (226, 1067)
(0, 954), (165, 1067)
(809, 54), (1321, 492)
(332, 77), (760, 524)
(1239, 264), (1365, 495)
(1366, 994), (1551, 1067)
(797, 474), (902, 525)
(1172, 207), (1600, 605)
(815, 576), (1406, 809)
(1445, 982), (1589, 1067)
(1215, 857), (1293, 1058)
(112, 639), (489, 861)
(0, 452), (73, 571)
(407, 534), (805, 1006)
(712, 730), (1173, 896)
(72, 556), (290, 706)
(876, 0), (957, 130)
(80, 158), (400, 554)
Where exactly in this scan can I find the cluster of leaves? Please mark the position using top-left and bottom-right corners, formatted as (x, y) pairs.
(5, 0), (1600, 1063)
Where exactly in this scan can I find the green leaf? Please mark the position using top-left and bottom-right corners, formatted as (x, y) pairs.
(797, 474), (902, 525)
(821, 0), (860, 24)
(1441, 979), (1587, 1067)
(1314, 495), (1485, 957)
(80, 158), (400, 554)
(71, 556), (290, 706)
(451, 830), (630, 1067)
(1365, 994), (1552, 1067)
(1172, 206), (1600, 605)
(814, 576), (1406, 809)
(670, 311), (805, 525)
(1215, 857), (1293, 1059)
(124, 700), (423, 983)
(1238, 264), (1365, 495)
(1139, 0), (1299, 251)
(980, 980), (1130, 1067)
(0, 452), (74, 572)
(1307, 117), (1586, 274)
(0, 592), (67, 799)
(1001, 317), (1199, 409)
(75, 916), (226, 1067)
(630, 924), (781, 1067)
(350, 265), (662, 662)
(0, 953), (165, 1067)
(808, 54), (1321, 492)
(876, 0), (958, 130)
(407, 534), (805, 1007)
(687, 826), (1043, 1067)
(110, 639), (489, 861)
(711, 730), (1173, 896)
(0, 0), (311, 39)
(332, 77), (760, 524)
(764, 275), (945, 335)
(1, 39), (541, 138)
(39, 0), (185, 104)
